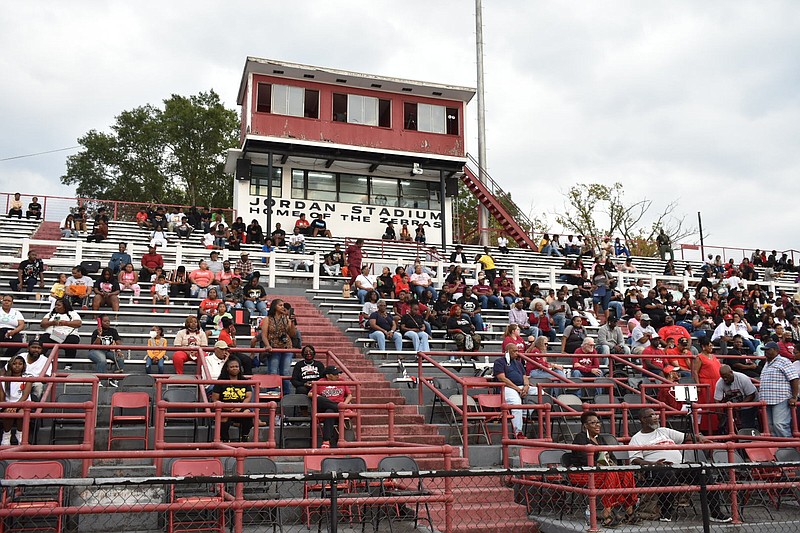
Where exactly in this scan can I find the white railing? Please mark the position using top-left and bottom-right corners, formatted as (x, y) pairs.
(0, 238), (321, 290)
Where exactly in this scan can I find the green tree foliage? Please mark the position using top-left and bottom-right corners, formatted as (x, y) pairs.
(554, 182), (698, 256)
(62, 90), (239, 209)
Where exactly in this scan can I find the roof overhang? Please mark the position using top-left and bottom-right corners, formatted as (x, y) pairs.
(237, 57), (476, 106)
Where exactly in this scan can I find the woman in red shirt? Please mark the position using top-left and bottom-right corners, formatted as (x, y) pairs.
(311, 366), (352, 448)
(198, 288), (222, 330)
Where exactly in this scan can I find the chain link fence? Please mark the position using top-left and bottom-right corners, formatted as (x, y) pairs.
(0, 458), (799, 532)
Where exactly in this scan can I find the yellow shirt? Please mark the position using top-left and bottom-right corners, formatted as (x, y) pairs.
(479, 254), (495, 270)
(147, 337), (167, 360)
(50, 282), (66, 299)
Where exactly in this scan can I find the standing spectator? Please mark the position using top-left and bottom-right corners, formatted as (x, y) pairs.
(291, 345), (325, 394)
(7, 193), (23, 218)
(692, 338), (723, 433)
(172, 316), (209, 374)
(475, 248), (497, 283)
(493, 343), (534, 439)
(656, 229), (674, 261)
(211, 357), (254, 443)
(64, 265), (93, 309)
(117, 263), (141, 302)
(108, 243), (131, 275)
(88, 314), (124, 385)
(345, 239), (364, 286)
(0, 295), (25, 357)
(243, 274), (268, 316)
(39, 299), (82, 360)
(25, 197), (42, 220)
(139, 245), (163, 283)
(9, 250), (45, 293)
(367, 300), (403, 352)
(715, 365), (758, 431)
(92, 268), (120, 312)
(261, 299), (296, 396)
(311, 366), (353, 448)
(759, 341), (799, 438)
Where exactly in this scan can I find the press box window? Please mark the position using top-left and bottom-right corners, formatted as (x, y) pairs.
(403, 103), (459, 135)
(292, 170), (336, 202)
(260, 83), (319, 119)
(250, 165), (282, 197)
(332, 93), (390, 127)
(339, 174), (368, 204)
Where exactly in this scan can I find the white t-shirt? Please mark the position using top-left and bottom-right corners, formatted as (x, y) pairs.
(202, 233), (215, 246)
(204, 355), (227, 380)
(0, 307), (23, 331)
(354, 275), (375, 291)
(498, 236), (508, 247)
(2, 380), (26, 403)
(289, 233), (305, 246)
(154, 283), (170, 297)
(24, 353), (50, 377)
(45, 311), (82, 339)
(629, 427), (685, 464)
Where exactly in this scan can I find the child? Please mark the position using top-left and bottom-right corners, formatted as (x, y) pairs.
(145, 326), (167, 374)
(152, 274), (170, 312)
(48, 273), (68, 312)
(1, 355), (32, 445)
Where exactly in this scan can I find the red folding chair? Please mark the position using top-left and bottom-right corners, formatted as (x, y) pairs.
(168, 458), (225, 533)
(2, 461), (64, 533)
(108, 391), (150, 450)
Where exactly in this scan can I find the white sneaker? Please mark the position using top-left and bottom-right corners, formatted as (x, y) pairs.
(1, 432), (11, 446)
(109, 379), (119, 388)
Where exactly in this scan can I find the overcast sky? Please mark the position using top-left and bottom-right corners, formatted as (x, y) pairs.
(1, 1), (798, 255)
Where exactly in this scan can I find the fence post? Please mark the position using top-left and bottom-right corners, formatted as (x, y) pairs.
(20, 238), (29, 260)
(174, 242), (182, 271)
(268, 250), (277, 288)
(549, 266), (556, 289)
(512, 264), (520, 293)
(329, 475), (339, 533)
(312, 252), (320, 290)
(75, 240), (83, 265)
(698, 465), (711, 533)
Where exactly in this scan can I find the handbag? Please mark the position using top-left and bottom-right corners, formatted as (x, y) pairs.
(49, 328), (73, 343)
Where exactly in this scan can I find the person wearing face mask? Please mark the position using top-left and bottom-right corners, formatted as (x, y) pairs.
(145, 326), (167, 374)
(291, 345), (325, 394)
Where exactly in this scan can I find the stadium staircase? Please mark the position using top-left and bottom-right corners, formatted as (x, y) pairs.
(462, 154), (538, 250)
(30, 221), (61, 258)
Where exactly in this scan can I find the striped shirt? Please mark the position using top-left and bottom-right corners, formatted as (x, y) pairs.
(759, 355), (799, 405)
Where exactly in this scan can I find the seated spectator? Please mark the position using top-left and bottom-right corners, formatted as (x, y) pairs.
(198, 288), (222, 330)
(642, 338), (668, 376)
(0, 295), (25, 357)
(382, 222), (397, 240)
(561, 315), (587, 354)
(529, 299), (556, 342)
(567, 287), (599, 327)
(375, 267), (395, 300)
(526, 335), (565, 385)
(211, 302), (232, 331)
(456, 286), (485, 332)
(243, 274), (268, 316)
(288, 227), (305, 253)
(629, 408), (731, 523)
(86, 219), (108, 243)
(47, 273), (67, 312)
(539, 233), (562, 257)
(569, 411), (638, 526)
(414, 225), (426, 243)
(548, 291), (569, 334)
(497, 234), (509, 254)
(294, 213), (311, 236)
(400, 302), (430, 352)
(65, 265), (93, 309)
(631, 314), (658, 353)
(392, 267), (411, 295)
(291, 345), (325, 394)
(117, 263), (141, 302)
(223, 277), (244, 308)
(9, 250), (44, 293)
(571, 338), (603, 397)
(501, 323), (527, 352)
(368, 300), (403, 352)
(710, 313), (736, 354)
(211, 356), (253, 442)
(442, 266), (466, 301)
(508, 298), (535, 337)
(235, 252), (254, 282)
(151, 274), (170, 312)
(270, 223), (286, 247)
(311, 365), (353, 448)
(22, 339), (48, 401)
(92, 268), (120, 312)
(215, 261), (234, 289)
(6, 193), (23, 218)
(227, 231), (242, 251)
(493, 343), (535, 439)
(245, 219), (263, 244)
(39, 299), (82, 363)
(60, 214), (78, 238)
(189, 260), (217, 298)
(398, 223), (412, 242)
(0, 355), (33, 445)
(74, 206), (88, 233)
(597, 315), (630, 357)
(446, 304), (481, 357)
(139, 245), (164, 283)
(149, 224), (169, 248)
(145, 325), (167, 374)
(354, 266), (376, 305)
(614, 237), (631, 257)
(88, 314), (124, 384)
(172, 316), (209, 374)
(310, 216), (332, 238)
(409, 264), (437, 302)
(135, 207), (151, 229)
(108, 243), (131, 275)
(25, 197), (41, 220)
(212, 223), (228, 249)
(494, 270), (517, 308)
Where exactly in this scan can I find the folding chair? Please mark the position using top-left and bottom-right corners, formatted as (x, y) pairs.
(168, 458), (225, 533)
(48, 392), (93, 445)
(428, 377), (459, 424)
(376, 456), (433, 532)
(108, 391), (150, 450)
(317, 457), (376, 533)
(446, 394), (490, 445)
(775, 448), (800, 506)
(162, 388), (200, 443)
(712, 449), (773, 520)
(474, 393), (507, 443)
(537, 449), (570, 516)
(2, 460), (65, 533)
(279, 394), (311, 448)
(239, 457), (283, 533)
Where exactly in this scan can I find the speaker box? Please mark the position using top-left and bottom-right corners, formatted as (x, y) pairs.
(445, 176), (459, 197)
(233, 308), (250, 325)
(235, 158), (251, 181)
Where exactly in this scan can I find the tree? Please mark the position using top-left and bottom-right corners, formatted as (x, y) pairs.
(554, 182), (698, 256)
(62, 90), (239, 209)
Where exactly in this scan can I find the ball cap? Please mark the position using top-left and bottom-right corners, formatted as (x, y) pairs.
(764, 341), (780, 351)
(724, 314), (733, 320)
(640, 314), (651, 321)
(214, 340), (229, 349)
(324, 366), (342, 375)
(663, 365), (680, 374)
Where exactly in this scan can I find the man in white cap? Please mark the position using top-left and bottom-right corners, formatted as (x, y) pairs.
(204, 340), (230, 381)
(631, 314), (659, 354)
(235, 251), (254, 282)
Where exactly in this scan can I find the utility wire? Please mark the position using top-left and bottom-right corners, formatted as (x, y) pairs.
(0, 146), (80, 162)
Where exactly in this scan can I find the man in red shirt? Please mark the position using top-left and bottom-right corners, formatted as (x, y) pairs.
(642, 339), (667, 376)
(139, 245), (163, 282)
(571, 338), (603, 397)
(310, 366), (352, 448)
(658, 315), (691, 345)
